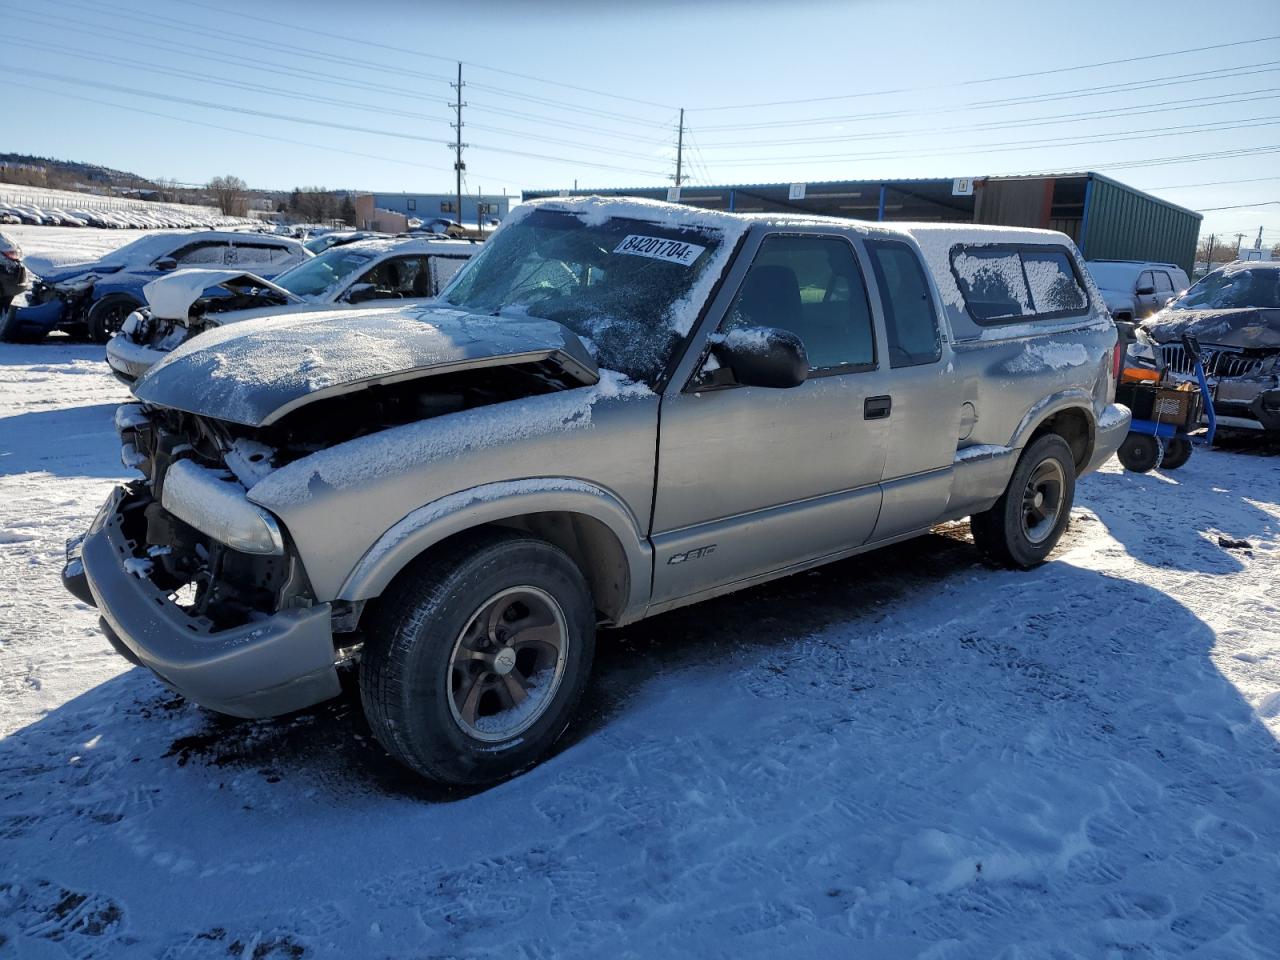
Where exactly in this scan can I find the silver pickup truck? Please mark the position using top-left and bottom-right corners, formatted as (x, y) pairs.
(63, 198), (1129, 785)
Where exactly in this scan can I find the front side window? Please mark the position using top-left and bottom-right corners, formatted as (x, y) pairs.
(443, 207), (728, 383)
(357, 256), (430, 298)
(272, 247), (376, 300)
(722, 235), (875, 372)
(171, 242), (227, 267)
(867, 240), (940, 368)
(951, 244), (1089, 323)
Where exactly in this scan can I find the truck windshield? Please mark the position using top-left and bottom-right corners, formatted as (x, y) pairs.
(1173, 266), (1280, 310)
(442, 208), (726, 383)
(273, 247), (376, 300)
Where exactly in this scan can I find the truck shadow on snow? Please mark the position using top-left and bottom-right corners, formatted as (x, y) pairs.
(0, 403), (128, 479)
(3, 512), (1279, 955)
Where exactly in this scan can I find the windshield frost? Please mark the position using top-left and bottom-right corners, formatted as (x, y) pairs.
(1173, 266), (1280, 310)
(442, 209), (725, 382)
(273, 247), (375, 299)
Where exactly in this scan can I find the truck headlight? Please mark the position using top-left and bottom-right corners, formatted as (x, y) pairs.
(161, 459), (284, 555)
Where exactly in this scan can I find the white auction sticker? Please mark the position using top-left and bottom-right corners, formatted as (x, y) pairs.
(613, 234), (706, 266)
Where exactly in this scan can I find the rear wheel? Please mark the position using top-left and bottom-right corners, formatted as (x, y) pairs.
(359, 530), (596, 786)
(86, 295), (140, 344)
(971, 434), (1077, 569)
(1117, 433), (1162, 473)
(1159, 437), (1192, 470)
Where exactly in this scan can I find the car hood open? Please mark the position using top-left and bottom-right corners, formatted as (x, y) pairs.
(1140, 307), (1280, 350)
(143, 269), (301, 321)
(132, 304), (600, 428)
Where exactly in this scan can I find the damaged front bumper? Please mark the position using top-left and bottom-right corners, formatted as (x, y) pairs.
(1210, 378), (1280, 432)
(105, 333), (169, 384)
(63, 486), (341, 718)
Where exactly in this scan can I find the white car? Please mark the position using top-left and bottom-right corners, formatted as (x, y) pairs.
(106, 236), (477, 382)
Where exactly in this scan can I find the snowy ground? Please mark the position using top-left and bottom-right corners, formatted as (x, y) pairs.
(2, 339), (1280, 954)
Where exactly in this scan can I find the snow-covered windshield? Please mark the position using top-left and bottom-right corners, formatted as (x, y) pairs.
(442, 208), (726, 383)
(272, 247), (376, 299)
(1172, 265), (1280, 310)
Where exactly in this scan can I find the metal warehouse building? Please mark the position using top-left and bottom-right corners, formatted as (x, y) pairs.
(524, 172), (1202, 273)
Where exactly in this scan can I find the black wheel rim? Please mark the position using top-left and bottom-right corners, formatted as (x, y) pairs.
(446, 586), (568, 742)
(1020, 459), (1066, 545)
(100, 304), (133, 337)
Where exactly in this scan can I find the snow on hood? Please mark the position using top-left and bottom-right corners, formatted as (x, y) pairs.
(131, 303), (600, 427)
(1141, 307), (1280, 350)
(143, 269), (299, 320)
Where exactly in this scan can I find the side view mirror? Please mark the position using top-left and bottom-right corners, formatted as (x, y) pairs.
(1135, 284), (1155, 296)
(155, 257), (178, 272)
(711, 326), (808, 389)
(344, 283), (377, 304)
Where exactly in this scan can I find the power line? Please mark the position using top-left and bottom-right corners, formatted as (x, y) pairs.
(695, 88), (1280, 150)
(1146, 176), (1280, 190)
(709, 116), (1280, 167)
(165, 0), (677, 111)
(693, 33), (1280, 110)
(1195, 201), (1280, 211)
(5, 36), (456, 126)
(695, 61), (1280, 132)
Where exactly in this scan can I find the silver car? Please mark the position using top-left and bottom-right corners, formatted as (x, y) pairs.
(64, 198), (1129, 785)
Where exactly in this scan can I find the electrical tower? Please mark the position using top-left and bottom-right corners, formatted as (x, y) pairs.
(451, 63), (467, 225)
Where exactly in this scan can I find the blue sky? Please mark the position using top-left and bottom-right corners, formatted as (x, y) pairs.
(5, 0), (1278, 244)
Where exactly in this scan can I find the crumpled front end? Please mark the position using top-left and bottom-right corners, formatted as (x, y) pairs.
(105, 309), (195, 384)
(62, 403), (343, 717)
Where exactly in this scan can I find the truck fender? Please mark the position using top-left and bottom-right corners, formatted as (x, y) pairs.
(1007, 388), (1098, 465)
(336, 478), (653, 623)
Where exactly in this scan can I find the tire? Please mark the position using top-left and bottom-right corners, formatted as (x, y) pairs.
(359, 529), (596, 786)
(85, 295), (140, 344)
(971, 433), (1077, 569)
(1159, 437), (1192, 470)
(1116, 433), (1162, 473)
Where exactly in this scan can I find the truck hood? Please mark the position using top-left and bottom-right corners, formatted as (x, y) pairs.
(132, 304), (600, 428)
(143, 269), (301, 321)
(1140, 307), (1280, 350)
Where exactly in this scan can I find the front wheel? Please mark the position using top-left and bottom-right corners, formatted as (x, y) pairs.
(85, 296), (140, 344)
(359, 530), (596, 786)
(970, 434), (1077, 569)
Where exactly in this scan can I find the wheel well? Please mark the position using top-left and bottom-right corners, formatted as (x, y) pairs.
(1029, 407), (1093, 472)
(397, 512), (631, 626)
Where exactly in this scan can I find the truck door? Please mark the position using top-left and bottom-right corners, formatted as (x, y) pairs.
(650, 232), (892, 607)
(861, 238), (962, 542)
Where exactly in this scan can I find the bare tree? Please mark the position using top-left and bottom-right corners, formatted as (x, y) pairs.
(207, 175), (249, 217)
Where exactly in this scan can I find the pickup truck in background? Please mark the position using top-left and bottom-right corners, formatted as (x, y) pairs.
(64, 197), (1129, 785)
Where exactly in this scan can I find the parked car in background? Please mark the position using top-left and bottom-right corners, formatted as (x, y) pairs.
(106, 236), (476, 381)
(65, 198), (1127, 786)
(1086, 260), (1190, 323)
(1, 231), (310, 344)
(303, 230), (387, 255)
(1141, 260), (1280, 434)
(409, 217), (466, 238)
(0, 231), (28, 313)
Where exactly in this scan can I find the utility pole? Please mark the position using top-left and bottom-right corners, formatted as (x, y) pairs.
(1255, 225), (1264, 250)
(1235, 232), (1246, 255)
(1204, 233), (1215, 274)
(450, 63), (467, 226)
(673, 107), (685, 199)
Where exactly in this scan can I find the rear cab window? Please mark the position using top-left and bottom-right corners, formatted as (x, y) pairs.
(866, 239), (941, 368)
(949, 243), (1090, 324)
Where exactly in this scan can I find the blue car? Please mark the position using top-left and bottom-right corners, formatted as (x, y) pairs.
(1, 231), (310, 343)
